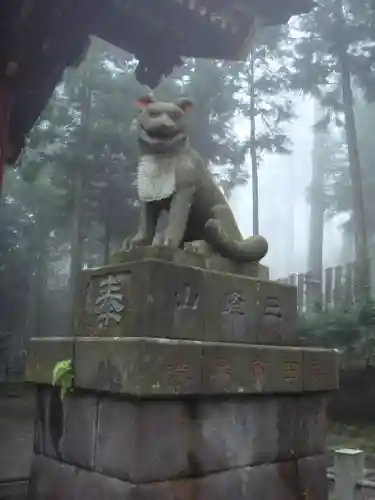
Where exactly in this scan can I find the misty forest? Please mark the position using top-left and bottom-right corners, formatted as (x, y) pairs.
(1, 0), (375, 436)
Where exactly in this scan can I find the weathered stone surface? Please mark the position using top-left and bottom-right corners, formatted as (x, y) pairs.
(26, 457), (328, 500)
(130, 463), (305, 499)
(76, 469), (135, 500)
(276, 398), (299, 461)
(80, 260), (208, 341)
(0, 480), (28, 500)
(75, 338), (203, 396)
(203, 272), (258, 343)
(33, 391), (328, 485)
(111, 245), (269, 279)
(25, 338), (74, 385)
(32, 390), (328, 485)
(61, 392), (98, 468)
(95, 399), (191, 483)
(147, 461), (310, 500)
(133, 478), (197, 500)
(192, 399), (279, 473)
(79, 261), (151, 339)
(302, 347), (340, 392)
(297, 395), (328, 457)
(246, 462), (299, 500)
(33, 388), (99, 467)
(257, 280), (297, 345)
(297, 455), (329, 500)
(0, 384), (35, 487)
(277, 395), (328, 460)
(201, 343), (303, 394)
(77, 258), (290, 344)
(193, 396), (326, 472)
(27, 454), (328, 500)
(28, 455), (77, 500)
(196, 468), (252, 500)
(163, 264), (206, 341)
(34, 387), (64, 459)
(134, 469), (249, 500)
(28, 337), (338, 396)
(28, 455), (136, 500)
(33, 388), (44, 455)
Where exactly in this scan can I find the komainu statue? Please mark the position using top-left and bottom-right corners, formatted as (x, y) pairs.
(123, 95), (268, 263)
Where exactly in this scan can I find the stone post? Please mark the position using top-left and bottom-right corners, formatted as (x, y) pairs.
(334, 448), (364, 500)
(25, 248), (339, 500)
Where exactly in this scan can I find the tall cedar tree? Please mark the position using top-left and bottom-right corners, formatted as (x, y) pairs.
(324, 101), (375, 251)
(238, 26), (295, 234)
(291, 0), (375, 298)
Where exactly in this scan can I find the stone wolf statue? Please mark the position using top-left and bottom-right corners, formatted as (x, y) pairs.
(123, 95), (268, 263)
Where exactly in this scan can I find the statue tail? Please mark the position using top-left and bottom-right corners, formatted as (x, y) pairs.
(204, 219), (268, 263)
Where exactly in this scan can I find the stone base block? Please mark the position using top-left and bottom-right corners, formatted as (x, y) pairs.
(28, 454), (328, 500)
(110, 245), (270, 280)
(33, 387), (328, 484)
(26, 337), (340, 397)
(76, 255), (295, 345)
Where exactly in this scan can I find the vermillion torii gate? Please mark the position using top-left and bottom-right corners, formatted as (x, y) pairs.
(0, 0), (313, 190)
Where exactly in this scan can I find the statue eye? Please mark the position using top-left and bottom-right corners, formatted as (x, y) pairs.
(148, 111), (159, 118)
(170, 111), (181, 121)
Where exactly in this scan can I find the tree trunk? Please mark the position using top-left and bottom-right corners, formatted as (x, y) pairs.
(334, 0), (370, 299)
(103, 145), (111, 265)
(103, 221), (111, 265)
(34, 245), (48, 336)
(307, 101), (326, 284)
(283, 166), (296, 275)
(341, 64), (370, 296)
(24, 225), (48, 338)
(69, 169), (84, 295)
(340, 225), (355, 264)
(249, 53), (259, 236)
(68, 79), (91, 332)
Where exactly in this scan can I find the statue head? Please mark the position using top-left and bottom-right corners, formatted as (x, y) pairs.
(135, 95), (193, 154)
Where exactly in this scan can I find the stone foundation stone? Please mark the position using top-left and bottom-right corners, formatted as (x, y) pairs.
(25, 251), (338, 499)
(28, 454), (328, 500)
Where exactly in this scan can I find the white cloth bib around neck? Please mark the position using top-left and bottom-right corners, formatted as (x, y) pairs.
(137, 155), (176, 202)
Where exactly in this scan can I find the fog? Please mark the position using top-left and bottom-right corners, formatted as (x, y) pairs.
(231, 96), (346, 279)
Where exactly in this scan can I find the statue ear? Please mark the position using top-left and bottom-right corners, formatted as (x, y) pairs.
(135, 94), (154, 108)
(176, 97), (193, 113)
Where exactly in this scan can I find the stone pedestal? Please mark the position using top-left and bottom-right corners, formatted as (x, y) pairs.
(25, 251), (339, 500)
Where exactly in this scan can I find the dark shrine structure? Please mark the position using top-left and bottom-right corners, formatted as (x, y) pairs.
(0, 0), (314, 188)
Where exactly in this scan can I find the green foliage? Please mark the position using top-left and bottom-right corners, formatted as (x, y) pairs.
(297, 309), (361, 348)
(238, 26), (295, 160)
(298, 301), (375, 366)
(52, 359), (74, 399)
(291, 0), (375, 125)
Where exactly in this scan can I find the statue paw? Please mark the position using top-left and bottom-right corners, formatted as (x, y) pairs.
(153, 234), (179, 249)
(122, 234), (148, 251)
(121, 237), (132, 251)
(205, 218), (223, 236)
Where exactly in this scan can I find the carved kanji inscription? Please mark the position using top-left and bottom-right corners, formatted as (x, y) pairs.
(283, 361), (299, 383)
(95, 275), (125, 328)
(311, 360), (324, 380)
(251, 359), (267, 391)
(210, 359), (233, 383)
(263, 296), (283, 322)
(221, 291), (245, 315)
(174, 283), (199, 310)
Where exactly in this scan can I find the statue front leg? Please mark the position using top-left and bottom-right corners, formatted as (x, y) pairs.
(123, 202), (158, 249)
(161, 186), (195, 248)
